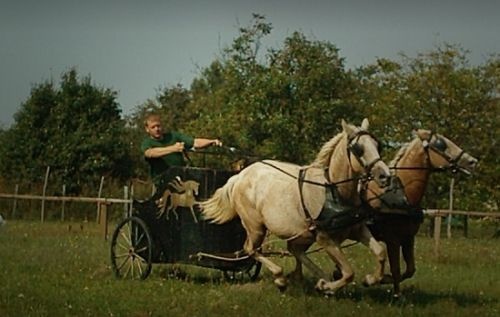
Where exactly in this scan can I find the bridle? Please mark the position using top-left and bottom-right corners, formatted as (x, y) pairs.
(421, 132), (465, 174)
(364, 132), (467, 210)
(391, 131), (465, 174)
(346, 130), (384, 179)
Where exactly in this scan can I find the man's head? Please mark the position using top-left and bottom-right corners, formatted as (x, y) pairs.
(144, 114), (163, 140)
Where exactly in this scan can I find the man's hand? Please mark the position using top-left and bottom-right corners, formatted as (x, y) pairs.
(172, 142), (185, 152)
(212, 139), (223, 147)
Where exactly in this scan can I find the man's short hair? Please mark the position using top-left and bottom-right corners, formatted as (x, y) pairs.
(144, 113), (161, 127)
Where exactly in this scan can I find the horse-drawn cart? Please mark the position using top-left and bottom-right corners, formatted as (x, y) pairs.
(110, 166), (261, 281)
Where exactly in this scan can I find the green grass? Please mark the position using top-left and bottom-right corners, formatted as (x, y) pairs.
(0, 220), (499, 316)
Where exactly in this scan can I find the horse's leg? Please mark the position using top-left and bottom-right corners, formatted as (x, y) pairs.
(156, 191), (170, 219)
(238, 214), (287, 289)
(170, 207), (179, 220)
(401, 236), (416, 281)
(385, 241), (402, 297)
(314, 231), (354, 295)
(157, 203), (167, 219)
(168, 197), (179, 220)
(355, 224), (387, 286)
(189, 206), (198, 223)
(247, 233), (287, 290)
(287, 237), (324, 282)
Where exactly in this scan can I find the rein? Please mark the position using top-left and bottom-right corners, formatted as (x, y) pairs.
(260, 130), (382, 228)
(258, 161), (361, 188)
(390, 166), (447, 172)
(259, 160), (368, 228)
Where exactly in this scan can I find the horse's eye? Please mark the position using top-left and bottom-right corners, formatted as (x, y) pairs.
(350, 143), (364, 157)
(433, 138), (447, 151)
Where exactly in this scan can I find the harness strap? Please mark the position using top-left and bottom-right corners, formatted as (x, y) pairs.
(298, 168), (316, 230)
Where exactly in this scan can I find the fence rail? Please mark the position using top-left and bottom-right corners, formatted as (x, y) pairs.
(0, 193), (131, 204)
(0, 191), (134, 240)
(2, 192), (498, 218)
(423, 209), (500, 218)
(1, 192), (498, 247)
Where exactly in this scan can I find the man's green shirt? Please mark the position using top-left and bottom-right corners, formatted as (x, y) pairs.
(141, 131), (194, 182)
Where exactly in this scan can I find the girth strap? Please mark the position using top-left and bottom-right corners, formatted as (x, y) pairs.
(298, 168), (316, 230)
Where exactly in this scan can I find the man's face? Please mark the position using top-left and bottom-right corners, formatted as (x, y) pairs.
(145, 118), (163, 139)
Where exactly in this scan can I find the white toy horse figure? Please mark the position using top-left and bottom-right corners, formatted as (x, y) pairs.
(364, 129), (478, 297)
(202, 119), (391, 295)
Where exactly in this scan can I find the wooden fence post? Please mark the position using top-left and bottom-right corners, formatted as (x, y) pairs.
(96, 176), (104, 223)
(61, 184), (66, 221)
(99, 202), (109, 240)
(446, 178), (455, 238)
(41, 166), (50, 223)
(434, 213), (442, 257)
(123, 186), (129, 218)
(130, 184), (135, 216)
(12, 184), (19, 218)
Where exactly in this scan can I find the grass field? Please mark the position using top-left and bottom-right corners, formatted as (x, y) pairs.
(0, 220), (499, 317)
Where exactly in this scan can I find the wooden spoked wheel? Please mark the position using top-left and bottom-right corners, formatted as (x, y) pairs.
(110, 216), (153, 280)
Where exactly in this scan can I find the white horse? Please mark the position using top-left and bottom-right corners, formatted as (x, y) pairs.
(202, 119), (391, 295)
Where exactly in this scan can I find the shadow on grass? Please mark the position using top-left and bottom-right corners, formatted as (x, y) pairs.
(263, 276), (498, 308)
(150, 265), (498, 308)
(155, 264), (251, 285)
(330, 284), (497, 307)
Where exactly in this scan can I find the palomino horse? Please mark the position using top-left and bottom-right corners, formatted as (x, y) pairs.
(202, 119), (391, 294)
(156, 179), (201, 223)
(364, 129), (478, 297)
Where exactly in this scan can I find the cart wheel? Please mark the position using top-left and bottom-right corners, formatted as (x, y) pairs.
(110, 216), (153, 280)
(223, 261), (262, 282)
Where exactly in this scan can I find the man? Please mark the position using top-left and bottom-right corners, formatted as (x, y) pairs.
(141, 113), (222, 184)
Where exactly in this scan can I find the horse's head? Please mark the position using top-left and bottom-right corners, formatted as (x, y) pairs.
(187, 180), (200, 195)
(416, 129), (478, 175)
(342, 118), (390, 188)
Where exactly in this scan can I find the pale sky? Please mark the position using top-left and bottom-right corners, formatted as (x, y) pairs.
(1, 0), (499, 127)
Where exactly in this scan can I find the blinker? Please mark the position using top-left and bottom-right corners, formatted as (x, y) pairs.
(433, 137), (447, 152)
(350, 143), (364, 157)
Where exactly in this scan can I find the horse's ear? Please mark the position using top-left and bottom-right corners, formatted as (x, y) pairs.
(341, 119), (355, 136)
(361, 118), (369, 130)
(416, 129), (431, 140)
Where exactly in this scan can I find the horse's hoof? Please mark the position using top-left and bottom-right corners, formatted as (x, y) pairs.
(315, 278), (327, 291)
(274, 277), (287, 292)
(286, 271), (303, 282)
(332, 269), (342, 281)
(322, 289), (335, 298)
(363, 274), (379, 287)
(380, 274), (394, 284)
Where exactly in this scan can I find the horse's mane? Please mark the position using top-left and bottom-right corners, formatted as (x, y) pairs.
(310, 132), (346, 168)
(389, 142), (410, 168)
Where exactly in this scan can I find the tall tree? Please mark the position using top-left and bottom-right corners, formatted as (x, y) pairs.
(0, 69), (132, 193)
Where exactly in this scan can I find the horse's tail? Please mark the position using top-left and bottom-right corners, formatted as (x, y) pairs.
(200, 175), (239, 224)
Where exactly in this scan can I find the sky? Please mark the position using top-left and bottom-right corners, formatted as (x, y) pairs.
(1, 0), (499, 128)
